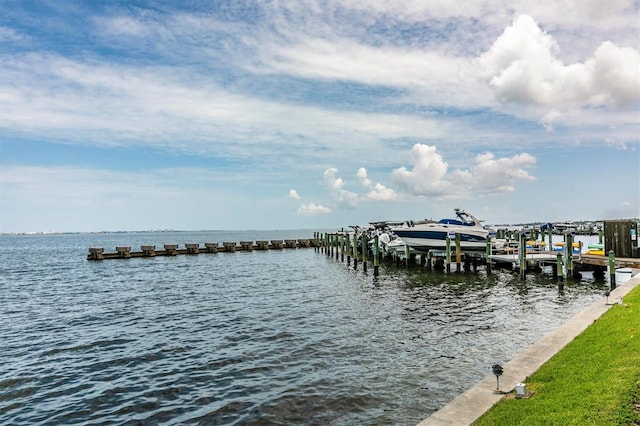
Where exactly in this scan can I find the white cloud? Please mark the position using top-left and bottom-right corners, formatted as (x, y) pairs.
(0, 53), (447, 163)
(604, 138), (628, 150)
(297, 203), (331, 215)
(289, 189), (300, 199)
(323, 168), (359, 209)
(451, 152), (536, 195)
(357, 167), (398, 201)
(477, 14), (640, 109)
(391, 144), (452, 196)
(389, 144), (537, 198)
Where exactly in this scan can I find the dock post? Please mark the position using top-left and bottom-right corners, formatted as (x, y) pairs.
(373, 235), (380, 276)
(426, 251), (432, 270)
(404, 241), (411, 267)
(88, 247), (104, 260)
(163, 244), (178, 256)
(608, 250), (616, 289)
(353, 232), (358, 270)
(185, 243), (200, 254)
(455, 233), (462, 272)
(340, 234), (345, 262)
(346, 233), (351, 266)
(362, 233), (368, 273)
(565, 232), (574, 279)
(116, 246), (131, 258)
(223, 242), (236, 252)
(485, 236), (492, 273)
(325, 233), (329, 256)
(518, 233), (526, 278)
(556, 253), (564, 281)
(446, 231), (454, 273)
(205, 242), (218, 253)
(141, 245), (156, 257)
(284, 239), (297, 249)
(336, 234), (340, 260)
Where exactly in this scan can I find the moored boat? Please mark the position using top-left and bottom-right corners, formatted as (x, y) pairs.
(391, 208), (490, 252)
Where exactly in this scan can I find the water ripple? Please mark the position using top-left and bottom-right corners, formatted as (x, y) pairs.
(0, 232), (606, 425)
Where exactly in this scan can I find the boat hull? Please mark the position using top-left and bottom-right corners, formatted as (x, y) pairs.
(392, 229), (488, 252)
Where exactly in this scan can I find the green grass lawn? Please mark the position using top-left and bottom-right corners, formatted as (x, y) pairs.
(474, 284), (640, 425)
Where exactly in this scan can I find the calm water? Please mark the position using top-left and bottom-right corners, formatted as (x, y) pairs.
(0, 231), (607, 425)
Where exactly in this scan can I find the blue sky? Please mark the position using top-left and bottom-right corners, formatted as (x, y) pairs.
(1, 0), (638, 233)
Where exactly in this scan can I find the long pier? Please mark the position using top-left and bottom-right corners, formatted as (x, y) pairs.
(87, 239), (315, 260)
(316, 229), (640, 288)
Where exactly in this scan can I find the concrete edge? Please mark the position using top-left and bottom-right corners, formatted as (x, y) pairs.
(417, 275), (640, 426)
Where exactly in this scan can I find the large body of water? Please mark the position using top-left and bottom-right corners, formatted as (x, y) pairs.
(1, 231), (607, 425)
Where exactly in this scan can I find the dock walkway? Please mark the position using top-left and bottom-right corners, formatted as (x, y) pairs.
(489, 251), (640, 270)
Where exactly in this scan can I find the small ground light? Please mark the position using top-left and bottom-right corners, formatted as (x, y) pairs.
(491, 364), (504, 393)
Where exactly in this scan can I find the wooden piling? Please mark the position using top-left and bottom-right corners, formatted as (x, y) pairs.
(455, 233), (461, 271)
(373, 235), (380, 276)
(404, 241), (411, 267)
(352, 232), (358, 269)
(556, 253), (564, 281)
(565, 232), (574, 279)
(446, 232), (453, 273)
(362, 233), (368, 273)
(88, 247), (104, 260)
(116, 246), (131, 258)
(163, 244), (178, 256)
(141, 245), (156, 257)
(485, 238), (492, 273)
(185, 243), (200, 254)
(518, 233), (526, 278)
(608, 250), (616, 289)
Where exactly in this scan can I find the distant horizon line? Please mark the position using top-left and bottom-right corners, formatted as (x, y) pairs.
(2, 218), (638, 236)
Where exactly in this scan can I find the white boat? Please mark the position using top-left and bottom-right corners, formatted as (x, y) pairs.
(384, 237), (419, 257)
(391, 208), (490, 252)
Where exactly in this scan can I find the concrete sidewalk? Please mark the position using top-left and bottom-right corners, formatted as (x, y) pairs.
(417, 275), (640, 426)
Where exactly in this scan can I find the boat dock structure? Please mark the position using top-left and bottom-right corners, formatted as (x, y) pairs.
(87, 239), (314, 260)
(312, 226), (640, 287)
(87, 221), (640, 285)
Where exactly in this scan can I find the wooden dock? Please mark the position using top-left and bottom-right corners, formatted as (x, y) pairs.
(489, 251), (640, 270)
(87, 239), (315, 260)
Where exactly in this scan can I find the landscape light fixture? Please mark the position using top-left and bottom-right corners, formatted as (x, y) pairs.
(491, 364), (504, 393)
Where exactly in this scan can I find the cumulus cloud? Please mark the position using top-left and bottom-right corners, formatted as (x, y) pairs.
(391, 144), (452, 196)
(357, 167), (398, 201)
(477, 14), (640, 109)
(451, 152), (536, 194)
(390, 144), (537, 198)
(297, 203), (331, 214)
(288, 189), (300, 199)
(323, 168), (359, 209)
